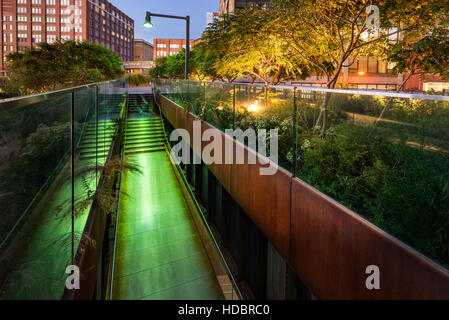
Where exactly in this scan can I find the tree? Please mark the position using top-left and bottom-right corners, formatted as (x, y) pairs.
(149, 56), (168, 79)
(371, 27), (449, 130)
(6, 40), (124, 94)
(272, 0), (448, 134)
(202, 9), (310, 84)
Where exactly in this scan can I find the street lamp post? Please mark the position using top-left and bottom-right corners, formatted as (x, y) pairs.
(144, 12), (190, 80)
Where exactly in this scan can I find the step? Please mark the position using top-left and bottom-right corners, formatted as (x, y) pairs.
(79, 146), (112, 154)
(126, 136), (165, 143)
(126, 127), (163, 132)
(127, 122), (161, 127)
(80, 152), (110, 159)
(125, 142), (165, 150)
(125, 135), (165, 143)
(125, 147), (165, 155)
(126, 131), (164, 137)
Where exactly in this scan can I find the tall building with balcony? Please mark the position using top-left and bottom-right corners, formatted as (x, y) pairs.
(153, 38), (200, 59)
(1, 0), (134, 77)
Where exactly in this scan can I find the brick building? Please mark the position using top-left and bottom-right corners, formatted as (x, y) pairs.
(1, 0), (134, 77)
(123, 39), (153, 75)
(153, 38), (200, 59)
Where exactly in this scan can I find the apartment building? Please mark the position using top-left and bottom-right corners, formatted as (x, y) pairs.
(153, 38), (200, 59)
(206, 11), (219, 26)
(219, 0), (271, 15)
(1, 0), (134, 76)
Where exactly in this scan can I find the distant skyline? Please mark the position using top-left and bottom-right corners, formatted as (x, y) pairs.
(108, 0), (219, 45)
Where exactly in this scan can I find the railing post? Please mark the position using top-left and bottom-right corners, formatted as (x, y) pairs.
(95, 85), (99, 183)
(292, 87), (297, 176)
(70, 91), (75, 265)
(233, 84), (236, 131)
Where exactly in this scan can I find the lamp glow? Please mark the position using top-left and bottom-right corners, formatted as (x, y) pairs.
(144, 13), (153, 28)
(358, 71), (365, 76)
(247, 101), (260, 113)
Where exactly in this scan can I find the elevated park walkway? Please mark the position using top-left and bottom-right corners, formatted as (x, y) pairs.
(0, 80), (449, 300)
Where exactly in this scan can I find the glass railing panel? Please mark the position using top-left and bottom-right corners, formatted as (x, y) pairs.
(295, 89), (449, 269)
(0, 93), (72, 299)
(235, 85), (295, 172)
(203, 82), (234, 131)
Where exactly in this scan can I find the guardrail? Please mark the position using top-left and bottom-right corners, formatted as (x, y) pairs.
(154, 79), (449, 299)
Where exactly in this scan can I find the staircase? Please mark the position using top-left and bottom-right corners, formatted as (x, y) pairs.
(125, 94), (166, 155)
(77, 96), (125, 161)
(78, 120), (117, 161)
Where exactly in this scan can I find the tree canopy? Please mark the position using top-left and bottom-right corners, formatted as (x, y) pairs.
(6, 40), (124, 94)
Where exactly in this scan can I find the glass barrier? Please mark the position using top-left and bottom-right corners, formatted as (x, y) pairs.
(0, 80), (126, 300)
(154, 78), (449, 271)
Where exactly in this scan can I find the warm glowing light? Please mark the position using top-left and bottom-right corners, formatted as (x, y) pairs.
(358, 71), (365, 76)
(247, 101), (260, 113)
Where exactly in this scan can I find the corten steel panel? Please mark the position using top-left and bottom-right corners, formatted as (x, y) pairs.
(158, 93), (449, 299)
(161, 97), (178, 126)
(200, 121), (232, 194)
(229, 142), (291, 259)
(290, 178), (449, 300)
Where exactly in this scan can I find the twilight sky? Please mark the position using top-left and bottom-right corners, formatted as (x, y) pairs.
(108, 0), (219, 44)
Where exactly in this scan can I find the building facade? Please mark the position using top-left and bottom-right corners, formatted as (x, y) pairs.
(1, 0), (134, 76)
(133, 38), (152, 61)
(206, 11), (219, 26)
(153, 38), (200, 59)
(123, 38), (153, 74)
(219, 0), (271, 15)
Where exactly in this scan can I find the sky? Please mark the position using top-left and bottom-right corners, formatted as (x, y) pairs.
(108, 0), (219, 44)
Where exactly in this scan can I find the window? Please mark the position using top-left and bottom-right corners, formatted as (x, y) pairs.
(170, 44), (179, 49)
(32, 8), (42, 14)
(47, 26), (56, 31)
(18, 16), (28, 22)
(32, 0), (42, 4)
(157, 43), (167, 48)
(47, 17), (56, 23)
(61, 0), (70, 5)
(47, 35), (57, 43)
(32, 25), (42, 31)
(47, 8), (56, 14)
(17, 7), (27, 13)
(18, 34), (28, 42)
(18, 25), (28, 31)
(46, 0), (56, 4)
(32, 34), (42, 43)
(349, 56), (393, 74)
(18, 0), (27, 3)
(32, 16), (42, 22)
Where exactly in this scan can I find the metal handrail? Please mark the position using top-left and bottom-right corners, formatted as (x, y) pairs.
(0, 79), (126, 111)
(106, 85), (129, 300)
(173, 79), (449, 101)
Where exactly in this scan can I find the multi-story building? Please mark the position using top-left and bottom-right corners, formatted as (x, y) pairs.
(219, 0), (271, 15)
(153, 38), (200, 59)
(1, 0), (134, 77)
(123, 38), (153, 74)
(206, 12), (219, 26)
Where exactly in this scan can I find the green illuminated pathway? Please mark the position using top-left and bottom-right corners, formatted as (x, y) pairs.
(111, 98), (223, 300)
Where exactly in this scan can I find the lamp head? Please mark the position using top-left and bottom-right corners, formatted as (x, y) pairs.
(144, 12), (153, 28)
